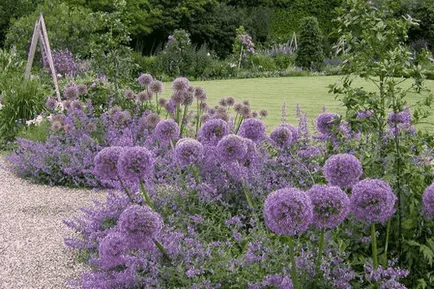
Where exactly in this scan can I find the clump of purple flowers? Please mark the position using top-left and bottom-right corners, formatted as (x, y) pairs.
(217, 134), (248, 162)
(270, 124), (295, 148)
(93, 147), (123, 181)
(175, 138), (204, 168)
(238, 118), (266, 143)
(323, 154), (363, 188)
(316, 112), (340, 135)
(98, 232), (128, 269)
(198, 119), (229, 146)
(138, 73), (153, 87)
(307, 185), (350, 229)
(422, 183), (434, 219)
(154, 119), (180, 144)
(350, 179), (397, 224)
(263, 187), (313, 236)
(117, 147), (155, 182)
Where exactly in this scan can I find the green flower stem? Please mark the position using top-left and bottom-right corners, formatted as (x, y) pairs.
(155, 93), (160, 114)
(242, 182), (255, 209)
(118, 177), (136, 203)
(371, 223), (379, 270)
(383, 219), (391, 266)
(195, 99), (200, 134)
(175, 105), (180, 124)
(287, 236), (299, 289)
(140, 180), (153, 209)
(314, 229), (325, 289)
(154, 240), (171, 262)
(190, 165), (200, 185)
(180, 104), (188, 136)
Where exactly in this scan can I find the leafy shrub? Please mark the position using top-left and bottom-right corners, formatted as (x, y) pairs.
(295, 16), (324, 70)
(249, 54), (277, 71)
(131, 53), (162, 78)
(273, 53), (293, 69)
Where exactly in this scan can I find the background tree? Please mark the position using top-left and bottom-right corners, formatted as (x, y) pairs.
(295, 16), (324, 70)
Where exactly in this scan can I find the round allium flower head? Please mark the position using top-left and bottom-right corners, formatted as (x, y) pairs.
(149, 80), (163, 94)
(259, 109), (268, 118)
(238, 118), (266, 143)
(175, 138), (204, 167)
(208, 107), (216, 115)
(136, 91), (151, 102)
(307, 185), (350, 229)
(51, 120), (63, 131)
(77, 84), (88, 95)
(117, 147), (154, 182)
(197, 118), (229, 146)
(200, 113), (210, 123)
(183, 92), (194, 106)
(226, 96), (235, 106)
(252, 111), (259, 118)
(142, 112), (160, 129)
(234, 103), (243, 113)
(323, 154), (363, 188)
(217, 134), (248, 162)
(316, 112), (340, 134)
(270, 124), (294, 148)
(99, 232), (127, 260)
(154, 119), (180, 143)
(158, 98), (167, 106)
(171, 91), (185, 105)
(199, 102), (208, 111)
(138, 73), (153, 87)
(219, 98), (227, 106)
(263, 187), (313, 236)
(46, 97), (57, 111)
(242, 100), (250, 106)
(172, 77), (189, 92)
(94, 147), (123, 180)
(350, 179), (397, 224)
(241, 105), (251, 118)
(63, 84), (79, 100)
(124, 90), (135, 100)
(194, 87), (207, 101)
(422, 183), (434, 219)
(118, 205), (162, 239)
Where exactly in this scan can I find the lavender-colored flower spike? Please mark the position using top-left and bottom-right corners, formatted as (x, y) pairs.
(117, 205), (162, 239)
(175, 138), (204, 167)
(217, 134), (248, 162)
(263, 187), (313, 236)
(238, 118), (266, 143)
(423, 183), (434, 219)
(138, 73), (153, 87)
(307, 185), (350, 229)
(172, 77), (190, 92)
(270, 124), (294, 148)
(316, 112), (340, 134)
(154, 119), (180, 143)
(197, 118), (229, 146)
(117, 147), (154, 182)
(350, 179), (397, 224)
(93, 147), (123, 180)
(323, 154), (363, 188)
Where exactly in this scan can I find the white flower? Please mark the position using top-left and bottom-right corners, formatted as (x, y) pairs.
(35, 115), (43, 125)
(26, 119), (35, 126)
(207, 53), (211, 57)
(55, 102), (65, 111)
(0, 103), (3, 110)
(47, 114), (53, 121)
(57, 73), (62, 78)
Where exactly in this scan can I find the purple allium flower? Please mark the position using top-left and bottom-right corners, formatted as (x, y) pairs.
(194, 87), (207, 101)
(63, 84), (79, 100)
(117, 147), (154, 182)
(138, 73), (153, 87)
(217, 135), (248, 162)
(77, 84), (88, 95)
(316, 112), (340, 134)
(149, 80), (163, 94)
(171, 91), (186, 105)
(388, 108), (412, 126)
(252, 111), (258, 118)
(350, 179), (397, 224)
(158, 98), (167, 107)
(142, 112), (160, 129)
(118, 205), (162, 239)
(241, 106), (251, 118)
(136, 91), (151, 102)
(270, 124), (294, 148)
(124, 90), (135, 100)
(46, 97), (57, 110)
(219, 98), (227, 106)
(323, 154), (363, 188)
(98, 232), (127, 269)
(307, 185), (350, 229)
(259, 109), (268, 118)
(175, 138), (204, 167)
(172, 77), (189, 92)
(51, 121), (63, 131)
(422, 183), (434, 219)
(238, 118), (266, 142)
(154, 119), (180, 143)
(197, 119), (229, 146)
(200, 114), (210, 123)
(234, 103), (243, 113)
(226, 96), (235, 106)
(263, 187), (313, 236)
(94, 147), (123, 180)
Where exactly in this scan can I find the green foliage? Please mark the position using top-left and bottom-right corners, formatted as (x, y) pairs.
(295, 16), (324, 70)
(273, 53), (293, 70)
(158, 29), (194, 77)
(249, 54), (277, 71)
(16, 118), (50, 143)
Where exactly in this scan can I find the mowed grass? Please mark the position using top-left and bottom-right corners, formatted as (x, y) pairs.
(162, 76), (434, 132)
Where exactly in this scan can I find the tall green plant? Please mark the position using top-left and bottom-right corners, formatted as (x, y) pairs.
(295, 16), (324, 70)
(330, 0), (434, 286)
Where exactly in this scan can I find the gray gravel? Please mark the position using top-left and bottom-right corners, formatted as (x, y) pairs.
(0, 158), (105, 289)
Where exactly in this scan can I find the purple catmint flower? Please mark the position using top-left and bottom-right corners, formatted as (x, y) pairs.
(117, 147), (154, 182)
(63, 84), (79, 100)
(154, 119), (180, 143)
(357, 110), (373, 119)
(175, 138), (204, 167)
(263, 187), (313, 236)
(93, 147), (123, 180)
(388, 108), (412, 126)
(238, 118), (266, 143)
(307, 185), (350, 229)
(149, 80), (163, 94)
(172, 77), (190, 92)
(98, 232), (127, 269)
(316, 112), (340, 135)
(217, 135), (248, 162)
(270, 124), (294, 148)
(117, 205), (162, 239)
(197, 119), (229, 146)
(142, 112), (160, 129)
(350, 179), (397, 224)
(138, 73), (153, 87)
(422, 183), (434, 219)
(323, 154), (363, 188)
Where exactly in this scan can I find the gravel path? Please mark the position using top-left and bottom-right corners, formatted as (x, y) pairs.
(0, 158), (105, 289)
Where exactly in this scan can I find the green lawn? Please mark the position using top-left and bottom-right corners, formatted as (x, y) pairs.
(161, 76), (434, 132)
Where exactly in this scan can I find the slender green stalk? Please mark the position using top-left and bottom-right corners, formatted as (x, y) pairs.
(287, 236), (299, 289)
(180, 104), (188, 136)
(139, 180), (153, 209)
(190, 165), (200, 185)
(175, 105), (180, 124)
(118, 178), (136, 203)
(195, 99), (200, 134)
(371, 223), (379, 270)
(242, 182), (255, 209)
(154, 240), (171, 262)
(314, 229), (325, 289)
(383, 220), (391, 266)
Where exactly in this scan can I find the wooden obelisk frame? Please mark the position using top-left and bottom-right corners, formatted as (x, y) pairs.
(25, 13), (61, 101)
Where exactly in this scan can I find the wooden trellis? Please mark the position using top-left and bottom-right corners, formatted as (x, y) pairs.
(25, 13), (61, 101)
